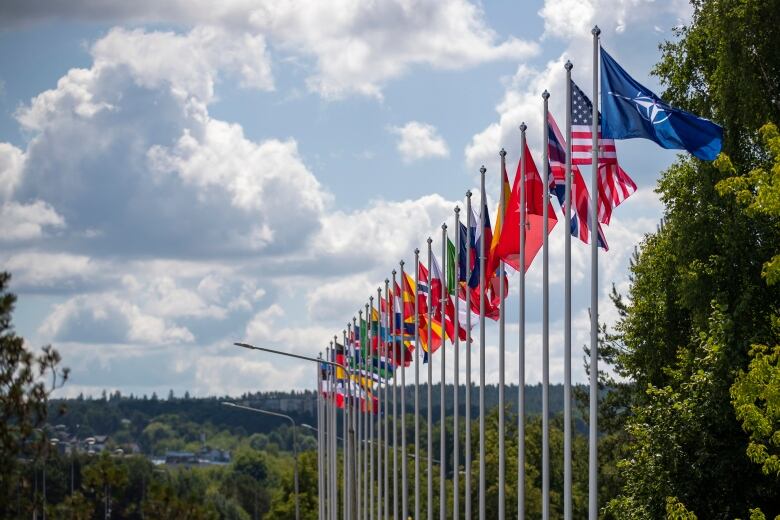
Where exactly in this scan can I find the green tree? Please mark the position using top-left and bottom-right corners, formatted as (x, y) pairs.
(0, 272), (69, 517)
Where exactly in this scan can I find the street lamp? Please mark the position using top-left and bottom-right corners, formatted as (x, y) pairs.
(234, 342), (356, 520)
(222, 402), (300, 520)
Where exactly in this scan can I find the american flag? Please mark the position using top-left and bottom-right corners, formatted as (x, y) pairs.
(571, 80), (617, 164)
(547, 112), (609, 250)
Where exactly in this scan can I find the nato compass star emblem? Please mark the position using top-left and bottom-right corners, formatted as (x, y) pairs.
(609, 91), (672, 125)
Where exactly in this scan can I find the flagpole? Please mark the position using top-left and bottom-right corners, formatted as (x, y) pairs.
(414, 247), (421, 520)
(382, 282), (390, 520)
(426, 236), (433, 520)
(498, 148), (507, 520)
(361, 309), (369, 520)
(374, 288), (383, 520)
(542, 89), (551, 520)
(325, 344), (330, 520)
(328, 342), (337, 520)
(338, 333), (349, 520)
(391, 270), (399, 520)
(400, 260), (409, 520)
(563, 59), (574, 520)
(589, 25), (601, 520)
(478, 164), (487, 520)
(453, 206), (461, 520)
(352, 320), (362, 520)
(465, 190), (473, 520)
(367, 302), (374, 520)
(440, 223), (448, 520)
(318, 353), (326, 520)
(518, 122), (527, 520)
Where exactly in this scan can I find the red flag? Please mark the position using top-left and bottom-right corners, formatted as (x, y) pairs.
(494, 143), (558, 272)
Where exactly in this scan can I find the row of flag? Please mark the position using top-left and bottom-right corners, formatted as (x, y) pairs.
(319, 45), (723, 408)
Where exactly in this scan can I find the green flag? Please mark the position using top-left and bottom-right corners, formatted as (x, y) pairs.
(447, 238), (457, 295)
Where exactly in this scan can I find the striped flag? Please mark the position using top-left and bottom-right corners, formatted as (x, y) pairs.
(571, 80), (617, 164)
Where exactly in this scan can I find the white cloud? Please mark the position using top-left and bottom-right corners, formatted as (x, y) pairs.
(2, 252), (97, 288)
(39, 294), (194, 345)
(390, 121), (450, 163)
(0, 0), (538, 100)
(0, 200), (65, 241)
(0, 143), (24, 200)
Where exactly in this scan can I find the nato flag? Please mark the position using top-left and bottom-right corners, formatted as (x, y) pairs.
(600, 47), (723, 161)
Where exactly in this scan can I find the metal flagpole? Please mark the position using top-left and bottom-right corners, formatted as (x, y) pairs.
(325, 345), (331, 520)
(400, 259), (409, 520)
(367, 302), (374, 520)
(318, 354), (326, 520)
(338, 333), (349, 520)
(478, 165), (487, 520)
(333, 341), (340, 520)
(374, 291), (382, 520)
(465, 191), (473, 520)
(392, 270), (399, 520)
(383, 282), (390, 520)
(329, 342), (338, 520)
(440, 223), (448, 520)
(426, 236), (433, 520)
(414, 247), (421, 520)
(498, 148), (507, 520)
(343, 330), (352, 520)
(542, 89), (551, 520)
(589, 25), (601, 520)
(453, 206), (461, 520)
(564, 59), (574, 520)
(518, 123), (527, 520)
(359, 310), (367, 520)
(352, 320), (362, 520)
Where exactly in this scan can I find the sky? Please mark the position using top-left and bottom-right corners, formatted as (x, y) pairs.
(0, 0), (691, 398)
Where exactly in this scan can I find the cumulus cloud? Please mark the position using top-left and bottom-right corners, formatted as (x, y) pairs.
(39, 294), (194, 345)
(0, 0), (538, 99)
(0, 200), (65, 241)
(390, 121), (450, 163)
(0, 143), (24, 200)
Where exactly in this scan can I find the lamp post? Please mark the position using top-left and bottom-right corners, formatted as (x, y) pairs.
(234, 342), (355, 520)
(222, 402), (300, 520)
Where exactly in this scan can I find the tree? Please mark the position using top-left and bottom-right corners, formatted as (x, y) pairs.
(0, 272), (69, 517)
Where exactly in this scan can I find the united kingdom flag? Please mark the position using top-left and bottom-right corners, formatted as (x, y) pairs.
(547, 112), (608, 250)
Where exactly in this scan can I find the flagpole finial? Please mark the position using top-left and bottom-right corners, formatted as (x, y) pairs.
(343, 329), (346, 335)
(454, 206), (460, 214)
(480, 165), (486, 175)
(442, 223), (447, 230)
(519, 122), (527, 132)
(385, 279), (389, 285)
(359, 310), (363, 317)
(565, 60), (573, 71)
(466, 190), (472, 198)
(400, 259), (405, 267)
(499, 148), (506, 158)
(392, 269), (397, 276)
(427, 237), (433, 245)
(542, 90), (550, 100)
(592, 25), (600, 36)
(370, 296), (374, 303)
(415, 248), (420, 255)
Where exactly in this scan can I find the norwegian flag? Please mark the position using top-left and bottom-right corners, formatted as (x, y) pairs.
(571, 80), (617, 164)
(547, 112), (609, 250)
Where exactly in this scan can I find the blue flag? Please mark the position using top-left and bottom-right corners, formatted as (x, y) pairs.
(600, 47), (723, 161)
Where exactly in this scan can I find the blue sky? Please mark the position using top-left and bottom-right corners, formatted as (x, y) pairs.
(0, 0), (689, 397)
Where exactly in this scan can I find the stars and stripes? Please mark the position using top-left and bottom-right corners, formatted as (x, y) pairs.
(571, 80), (617, 164)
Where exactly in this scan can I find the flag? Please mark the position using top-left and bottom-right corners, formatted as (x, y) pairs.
(600, 46), (723, 161)
(430, 251), (445, 317)
(494, 143), (557, 272)
(488, 163), (512, 274)
(547, 113), (609, 250)
(446, 238), (458, 296)
(467, 203), (492, 288)
(596, 163), (636, 225)
(571, 80), (617, 165)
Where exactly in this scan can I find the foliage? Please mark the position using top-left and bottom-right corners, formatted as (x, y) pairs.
(0, 272), (69, 517)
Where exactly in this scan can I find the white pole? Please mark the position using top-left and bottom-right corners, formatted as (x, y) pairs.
(391, 270), (399, 520)
(377, 287), (385, 520)
(478, 165), (487, 520)
(453, 206), (461, 520)
(589, 25), (601, 520)
(498, 148), (507, 520)
(518, 123), (527, 520)
(564, 59), (574, 520)
(542, 90), (551, 520)
(465, 191), (473, 520)
(318, 355), (326, 520)
(414, 248), (421, 520)
(400, 260), (409, 520)
(426, 237), (433, 520)
(440, 224), (448, 520)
